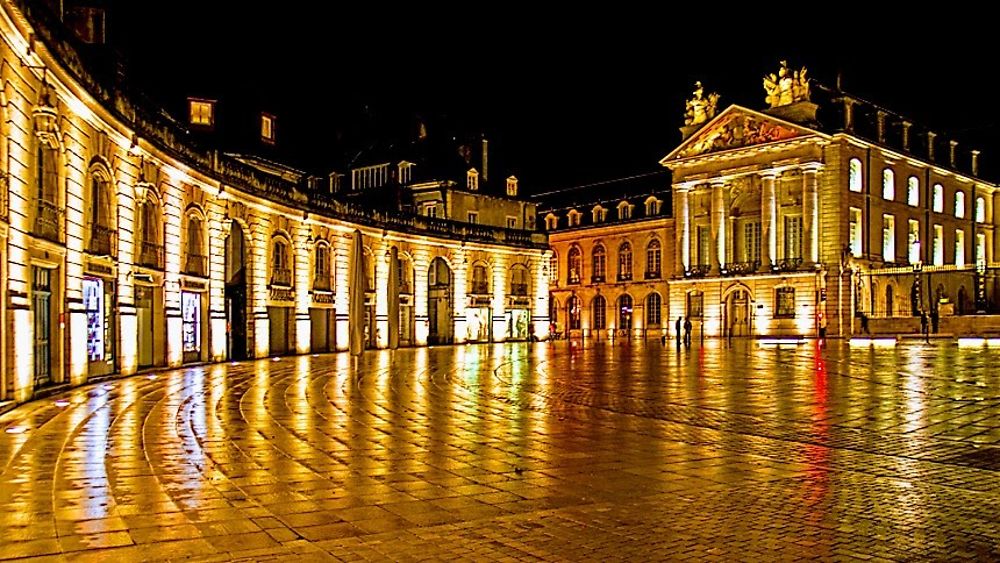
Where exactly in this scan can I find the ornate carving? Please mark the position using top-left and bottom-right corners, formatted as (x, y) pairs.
(684, 81), (720, 126)
(676, 113), (802, 158)
(227, 200), (247, 223)
(763, 61), (810, 108)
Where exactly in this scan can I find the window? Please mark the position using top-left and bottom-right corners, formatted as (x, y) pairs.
(618, 201), (632, 220)
(189, 99), (215, 127)
(687, 291), (703, 319)
(549, 253), (558, 285)
(34, 142), (61, 242)
(775, 287), (795, 318)
(545, 213), (558, 230)
(398, 162), (413, 184)
(467, 211), (479, 224)
(849, 207), (863, 258)
(182, 291), (200, 353)
(272, 240), (291, 286)
(955, 191), (966, 218)
(956, 229), (965, 267)
(592, 206), (606, 223)
(261, 113), (275, 143)
(977, 233), (987, 268)
(567, 210), (581, 227)
(472, 265), (489, 294)
(314, 244), (331, 290)
(506, 176), (518, 196)
(618, 295), (633, 330)
(567, 246), (582, 285)
(645, 197), (660, 216)
(933, 184), (944, 212)
(137, 198), (163, 268)
(424, 204), (438, 218)
(883, 214), (895, 262)
(184, 215), (205, 276)
(510, 266), (528, 296)
(506, 216), (517, 229)
(592, 296), (607, 330)
(976, 196), (986, 223)
(849, 158), (863, 192)
(618, 242), (633, 280)
(907, 176), (919, 206)
(738, 221), (760, 264)
(908, 219), (921, 264)
(467, 169), (479, 190)
(568, 296), (582, 330)
(882, 168), (895, 200)
(646, 293), (662, 326)
(697, 226), (711, 266)
(933, 225), (944, 266)
(88, 171), (113, 255)
(592, 245), (606, 281)
(783, 216), (801, 260)
(646, 239), (661, 278)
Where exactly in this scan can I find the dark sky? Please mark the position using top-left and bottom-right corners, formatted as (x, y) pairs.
(106, 4), (998, 193)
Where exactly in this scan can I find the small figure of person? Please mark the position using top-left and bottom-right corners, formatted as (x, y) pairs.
(818, 312), (828, 344)
(859, 311), (870, 335)
(683, 316), (693, 348)
(675, 316), (683, 348)
(930, 308), (939, 334)
(920, 310), (929, 342)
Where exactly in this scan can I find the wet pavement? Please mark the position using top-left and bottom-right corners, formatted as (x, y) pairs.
(1, 340), (999, 561)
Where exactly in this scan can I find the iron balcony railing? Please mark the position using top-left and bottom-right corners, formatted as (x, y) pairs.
(183, 253), (207, 276)
(33, 198), (64, 243)
(471, 281), (490, 295)
(87, 223), (116, 256)
(312, 274), (332, 291)
(511, 282), (529, 296)
(271, 267), (293, 287)
(137, 241), (164, 269)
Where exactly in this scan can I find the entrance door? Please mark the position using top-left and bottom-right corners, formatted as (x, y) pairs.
(428, 258), (453, 344)
(32, 266), (52, 387)
(728, 289), (750, 337)
(225, 221), (248, 361)
(136, 286), (154, 367)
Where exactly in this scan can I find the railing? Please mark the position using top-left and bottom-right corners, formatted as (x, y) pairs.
(33, 198), (64, 243)
(511, 282), (529, 296)
(773, 257), (804, 272)
(137, 241), (164, 269)
(721, 261), (760, 276)
(618, 272), (633, 282)
(399, 281), (413, 294)
(313, 275), (332, 291)
(183, 254), (207, 276)
(271, 268), (293, 287)
(685, 264), (711, 278)
(87, 224), (116, 256)
(645, 270), (661, 280)
(567, 273), (581, 285)
(471, 281), (490, 295)
(591, 275), (605, 284)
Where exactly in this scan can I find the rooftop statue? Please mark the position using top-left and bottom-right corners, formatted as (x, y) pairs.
(684, 81), (720, 126)
(763, 61), (810, 108)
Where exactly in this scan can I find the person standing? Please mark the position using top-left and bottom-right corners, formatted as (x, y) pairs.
(930, 308), (939, 334)
(683, 316), (693, 348)
(920, 310), (929, 342)
(675, 316), (683, 348)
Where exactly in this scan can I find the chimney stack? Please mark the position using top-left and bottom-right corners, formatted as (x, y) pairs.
(972, 150), (981, 176)
(901, 120), (912, 152)
(927, 131), (937, 161)
(876, 111), (887, 143)
(950, 140), (959, 168)
(482, 137), (489, 183)
(842, 97), (856, 132)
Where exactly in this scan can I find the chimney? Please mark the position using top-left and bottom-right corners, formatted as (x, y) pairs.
(481, 137), (489, 183)
(950, 140), (959, 168)
(972, 150), (981, 176)
(876, 111), (887, 143)
(842, 97), (856, 132)
(927, 131), (937, 161)
(901, 120), (912, 152)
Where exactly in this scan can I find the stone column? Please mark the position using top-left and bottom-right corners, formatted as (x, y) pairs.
(251, 215), (271, 358)
(162, 178), (183, 367)
(711, 181), (726, 270)
(375, 240), (389, 349)
(207, 199), (228, 361)
(452, 248), (468, 344)
(294, 222), (312, 354)
(532, 252), (551, 340)
(492, 254), (507, 341)
(334, 233), (351, 351)
(412, 248), (430, 346)
(802, 165), (820, 265)
(761, 171), (777, 270)
(676, 187), (690, 274)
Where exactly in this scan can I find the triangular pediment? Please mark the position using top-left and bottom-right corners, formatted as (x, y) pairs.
(661, 105), (821, 164)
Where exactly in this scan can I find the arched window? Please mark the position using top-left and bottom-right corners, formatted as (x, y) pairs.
(472, 264), (489, 294)
(592, 295), (606, 330)
(882, 168), (895, 200)
(955, 191), (966, 218)
(618, 200), (632, 220)
(567, 246), (582, 284)
(592, 245), (606, 281)
(618, 294), (633, 330)
(907, 176), (919, 206)
(976, 196), (986, 223)
(568, 295), (582, 330)
(848, 158), (863, 192)
(933, 183), (944, 212)
(646, 293), (662, 326)
(646, 239), (661, 278)
(885, 285), (894, 318)
(137, 198), (163, 269)
(510, 265), (529, 296)
(272, 239), (291, 287)
(184, 215), (206, 276)
(314, 244), (331, 290)
(645, 197), (660, 216)
(548, 252), (558, 285)
(88, 170), (114, 255)
(618, 242), (633, 281)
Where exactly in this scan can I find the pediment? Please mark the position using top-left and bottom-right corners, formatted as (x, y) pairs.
(661, 105), (820, 163)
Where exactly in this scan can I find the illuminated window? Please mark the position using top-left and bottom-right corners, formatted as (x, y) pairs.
(743, 220), (761, 263)
(467, 169), (479, 190)
(687, 291), (703, 319)
(548, 253), (558, 285)
(467, 211), (478, 224)
(567, 210), (581, 227)
(697, 226), (711, 266)
(618, 201), (632, 220)
(775, 287), (795, 318)
(314, 244), (331, 290)
(907, 176), (919, 206)
(506, 176), (518, 196)
(506, 216), (517, 229)
(646, 293), (662, 326)
(184, 215), (205, 276)
(783, 216), (801, 260)
(592, 245), (606, 281)
(568, 296), (582, 330)
(932, 225), (944, 266)
(424, 203), (438, 218)
(933, 184), (944, 212)
(908, 219), (921, 264)
(882, 168), (895, 200)
(849, 158), (863, 192)
(849, 207), (863, 258)
(882, 214), (895, 262)
(592, 295), (607, 330)
(645, 197), (661, 216)
(592, 205), (606, 223)
(398, 162), (413, 184)
(618, 294), (633, 330)
(646, 239), (661, 278)
(545, 214), (557, 230)
(976, 196), (986, 223)
(956, 229), (965, 267)
(261, 114), (275, 143)
(977, 233), (987, 267)
(189, 99), (214, 127)
(955, 191), (966, 218)
(618, 242), (633, 280)
(567, 246), (582, 284)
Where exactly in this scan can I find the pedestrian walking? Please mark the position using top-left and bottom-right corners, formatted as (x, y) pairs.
(920, 310), (929, 342)
(675, 316), (682, 348)
(683, 316), (692, 348)
(860, 311), (870, 335)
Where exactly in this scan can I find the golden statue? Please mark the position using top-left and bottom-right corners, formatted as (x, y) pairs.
(684, 81), (720, 126)
(763, 61), (810, 108)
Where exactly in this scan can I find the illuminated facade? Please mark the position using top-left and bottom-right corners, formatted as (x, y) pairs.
(0, 1), (550, 405)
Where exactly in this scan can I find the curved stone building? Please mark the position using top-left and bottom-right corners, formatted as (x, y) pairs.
(0, 0), (551, 405)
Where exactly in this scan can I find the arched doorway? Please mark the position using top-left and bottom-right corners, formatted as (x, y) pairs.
(886, 285), (894, 318)
(428, 257), (453, 344)
(617, 294), (633, 337)
(725, 288), (751, 337)
(958, 286), (968, 315)
(398, 254), (415, 346)
(225, 220), (249, 361)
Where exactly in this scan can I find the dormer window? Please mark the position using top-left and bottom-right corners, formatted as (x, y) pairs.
(567, 209), (581, 227)
(189, 98), (215, 127)
(592, 205), (607, 223)
(545, 213), (558, 230)
(618, 201), (632, 220)
(645, 196), (661, 216)
(506, 176), (518, 196)
(467, 168), (479, 190)
(398, 162), (414, 185)
(261, 113), (275, 144)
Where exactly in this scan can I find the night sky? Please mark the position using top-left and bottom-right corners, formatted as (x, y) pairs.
(107, 4), (997, 193)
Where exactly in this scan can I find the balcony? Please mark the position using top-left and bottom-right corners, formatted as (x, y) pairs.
(313, 274), (332, 291)
(183, 254), (208, 277)
(137, 241), (164, 269)
(772, 257), (804, 272)
(591, 275), (605, 284)
(471, 281), (490, 295)
(511, 282), (528, 296)
(721, 261), (760, 276)
(33, 199), (64, 243)
(617, 272), (633, 282)
(644, 270), (661, 280)
(685, 264), (711, 278)
(87, 224), (116, 256)
(271, 267), (293, 287)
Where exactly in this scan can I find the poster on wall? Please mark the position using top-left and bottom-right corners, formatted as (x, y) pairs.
(83, 278), (104, 361)
(182, 291), (200, 353)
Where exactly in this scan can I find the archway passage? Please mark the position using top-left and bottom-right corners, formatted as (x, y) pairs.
(428, 258), (453, 345)
(726, 288), (751, 337)
(225, 220), (249, 361)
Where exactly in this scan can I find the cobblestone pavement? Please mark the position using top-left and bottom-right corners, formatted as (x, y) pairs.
(2, 341), (1000, 561)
